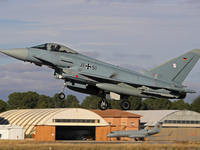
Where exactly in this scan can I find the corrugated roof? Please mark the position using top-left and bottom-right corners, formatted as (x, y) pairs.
(91, 109), (142, 118)
(0, 108), (108, 134)
(128, 110), (177, 126)
(127, 110), (200, 126)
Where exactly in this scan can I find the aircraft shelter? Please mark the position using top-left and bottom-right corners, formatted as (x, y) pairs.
(0, 108), (140, 141)
(0, 109), (200, 141)
(128, 110), (200, 141)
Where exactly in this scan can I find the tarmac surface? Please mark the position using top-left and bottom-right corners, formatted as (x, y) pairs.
(50, 140), (175, 145)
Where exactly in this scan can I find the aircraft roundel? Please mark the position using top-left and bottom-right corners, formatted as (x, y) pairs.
(173, 63), (177, 68)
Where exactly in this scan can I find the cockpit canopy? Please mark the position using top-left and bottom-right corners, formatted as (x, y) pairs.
(31, 43), (77, 54)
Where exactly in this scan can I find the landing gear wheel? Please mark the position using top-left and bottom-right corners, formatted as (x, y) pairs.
(98, 100), (108, 110)
(120, 100), (131, 110)
(140, 137), (145, 141)
(58, 93), (65, 100)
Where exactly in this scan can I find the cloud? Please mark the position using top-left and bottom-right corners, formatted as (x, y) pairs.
(0, 19), (36, 25)
(186, 0), (200, 3)
(0, 0), (200, 103)
(0, 0), (7, 3)
(0, 52), (7, 58)
(84, 0), (155, 4)
(79, 42), (124, 46)
(0, 62), (59, 91)
(0, 61), (87, 101)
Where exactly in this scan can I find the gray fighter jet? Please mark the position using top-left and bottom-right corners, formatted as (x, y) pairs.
(107, 121), (163, 141)
(1, 43), (200, 110)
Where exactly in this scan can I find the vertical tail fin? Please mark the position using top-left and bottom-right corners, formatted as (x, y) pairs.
(148, 121), (163, 135)
(150, 49), (200, 84)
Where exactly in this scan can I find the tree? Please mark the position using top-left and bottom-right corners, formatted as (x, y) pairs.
(23, 91), (39, 108)
(7, 91), (39, 109)
(52, 93), (64, 108)
(7, 92), (24, 109)
(191, 96), (200, 113)
(108, 100), (121, 109)
(81, 95), (101, 109)
(128, 96), (142, 110)
(37, 95), (54, 108)
(0, 99), (8, 113)
(141, 98), (172, 110)
(170, 99), (190, 110)
(63, 95), (80, 108)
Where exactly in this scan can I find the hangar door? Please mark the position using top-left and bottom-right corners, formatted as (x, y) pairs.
(56, 126), (95, 140)
(148, 127), (200, 141)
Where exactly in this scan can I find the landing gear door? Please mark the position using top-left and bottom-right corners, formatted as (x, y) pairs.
(106, 92), (120, 100)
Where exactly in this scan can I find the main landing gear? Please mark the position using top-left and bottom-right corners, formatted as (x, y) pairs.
(120, 100), (131, 110)
(133, 137), (145, 141)
(98, 98), (131, 111)
(58, 81), (131, 111)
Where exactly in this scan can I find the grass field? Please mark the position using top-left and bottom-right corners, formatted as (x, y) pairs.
(0, 140), (199, 150)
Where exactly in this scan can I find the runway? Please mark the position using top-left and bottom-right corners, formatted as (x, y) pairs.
(50, 140), (175, 145)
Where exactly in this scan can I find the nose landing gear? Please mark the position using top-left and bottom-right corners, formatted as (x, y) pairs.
(58, 82), (67, 100)
(98, 99), (108, 110)
(58, 93), (65, 100)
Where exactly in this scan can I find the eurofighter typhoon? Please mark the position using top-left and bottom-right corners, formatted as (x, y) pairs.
(1, 43), (200, 110)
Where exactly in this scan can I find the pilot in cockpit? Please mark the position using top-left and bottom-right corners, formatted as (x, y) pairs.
(51, 45), (55, 51)
(51, 44), (61, 52)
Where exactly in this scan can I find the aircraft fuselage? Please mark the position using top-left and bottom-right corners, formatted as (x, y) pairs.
(1, 43), (199, 110)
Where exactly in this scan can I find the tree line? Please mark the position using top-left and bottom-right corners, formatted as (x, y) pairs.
(0, 91), (200, 113)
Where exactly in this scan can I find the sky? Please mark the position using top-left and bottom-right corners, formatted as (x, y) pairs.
(0, 0), (200, 103)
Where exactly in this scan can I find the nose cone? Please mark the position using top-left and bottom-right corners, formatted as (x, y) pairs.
(0, 48), (28, 61)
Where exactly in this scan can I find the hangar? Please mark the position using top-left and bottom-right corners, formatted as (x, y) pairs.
(128, 110), (200, 141)
(91, 109), (141, 141)
(0, 108), (141, 141)
(2, 108), (199, 141)
(0, 108), (108, 140)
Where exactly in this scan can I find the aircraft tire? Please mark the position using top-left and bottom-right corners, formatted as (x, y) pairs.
(58, 93), (65, 100)
(98, 100), (108, 110)
(141, 137), (145, 141)
(120, 100), (131, 110)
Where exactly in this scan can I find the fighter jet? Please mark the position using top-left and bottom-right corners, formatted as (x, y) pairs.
(107, 121), (163, 141)
(0, 43), (200, 110)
